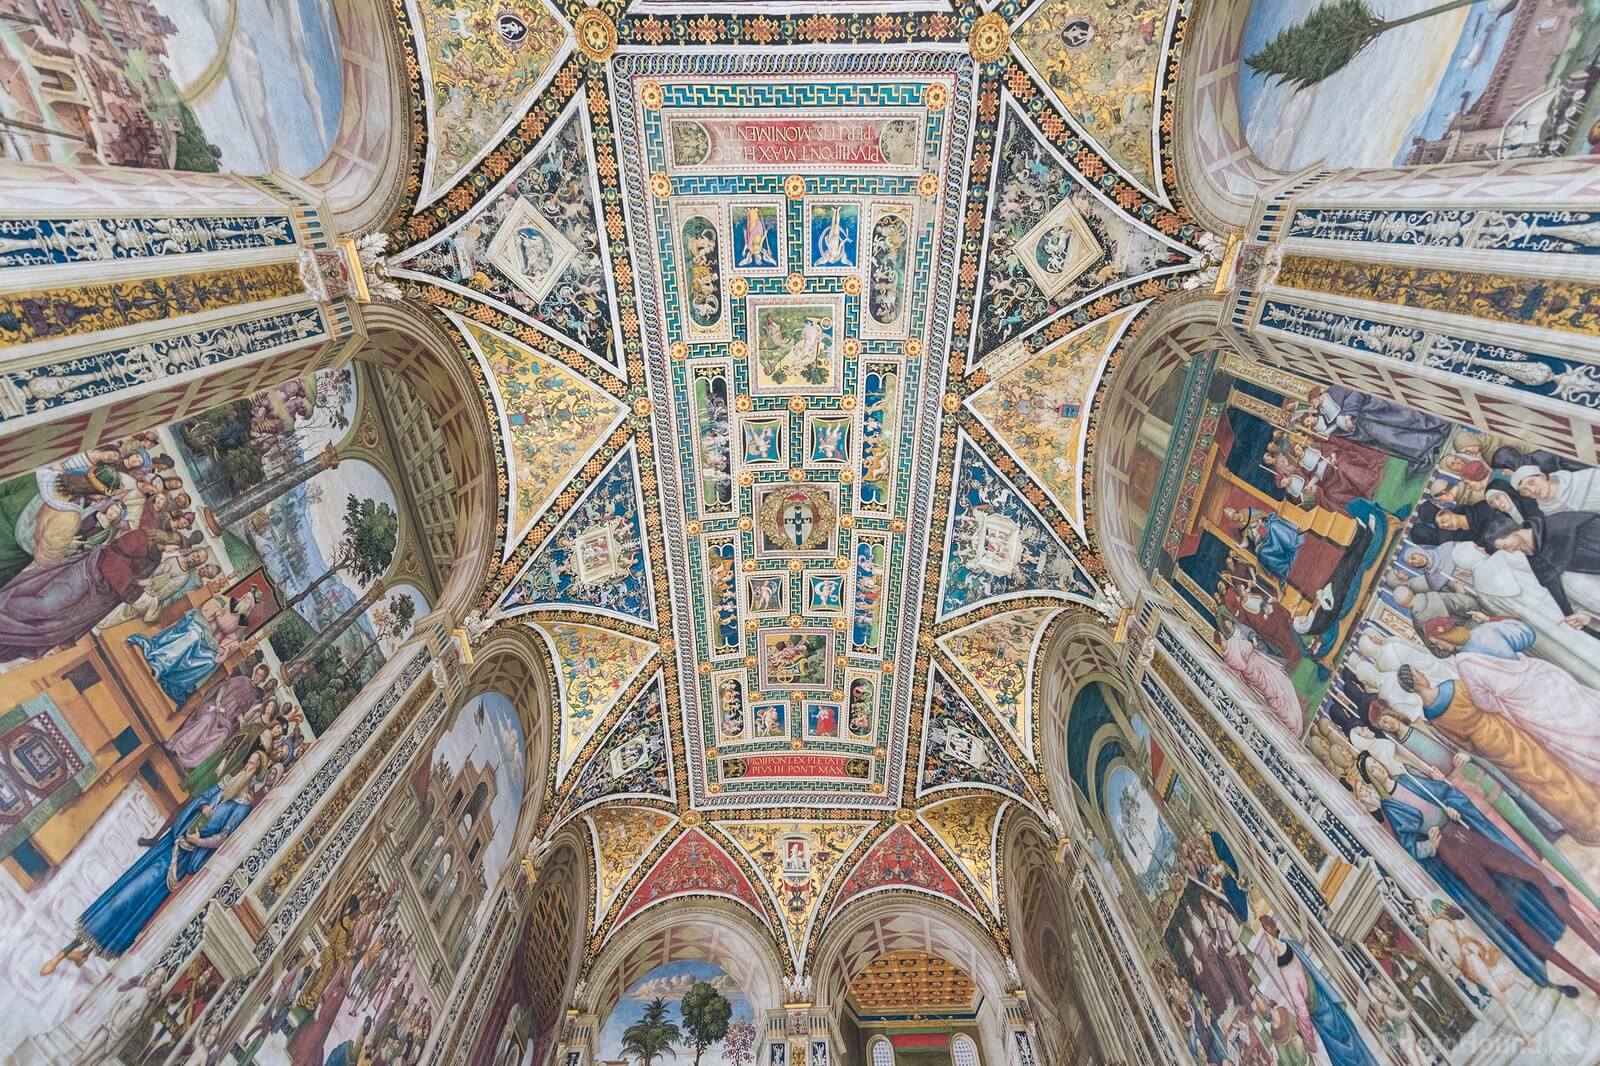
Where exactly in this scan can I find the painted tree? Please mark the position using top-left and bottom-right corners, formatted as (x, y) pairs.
(286, 494), (399, 611)
(336, 591), (419, 686)
(679, 982), (733, 1066)
(722, 1020), (757, 1066)
(1246, 0), (1512, 90)
(622, 998), (681, 1066)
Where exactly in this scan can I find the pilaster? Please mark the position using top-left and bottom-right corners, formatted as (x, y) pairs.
(0, 161), (382, 475)
(1221, 157), (1600, 463)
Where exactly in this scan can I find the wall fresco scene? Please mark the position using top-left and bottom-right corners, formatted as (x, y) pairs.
(1240, 0), (1600, 169)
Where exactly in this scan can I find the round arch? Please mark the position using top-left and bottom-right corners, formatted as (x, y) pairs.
(811, 895), (1012, 1066)
(1001, 815), (1098, 1066)
(521, 833), (592, 1066)
(355, 302), (501, 622)
(581, 897), (786, 1022)
(1036, 615), (1133, 827)
(298, 0), (416, 232)
(1170, 0), (1286, 232)
(1090, 294), (1233, 596)
(457, 622), (557, 873)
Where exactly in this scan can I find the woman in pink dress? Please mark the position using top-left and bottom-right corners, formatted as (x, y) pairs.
(1218, 618), (1305, 736)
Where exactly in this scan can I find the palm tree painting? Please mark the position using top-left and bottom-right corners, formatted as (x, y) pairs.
(602, 963), (757, 1066)
(1246, 0), (1513, 89)
(1237, 0), (1561, 170)
(621, 998), (682, 1066)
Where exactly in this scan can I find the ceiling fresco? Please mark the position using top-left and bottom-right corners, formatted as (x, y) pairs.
(383, 0), (1208, 976)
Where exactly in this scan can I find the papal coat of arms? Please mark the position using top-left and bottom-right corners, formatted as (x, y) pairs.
(757, 485), (837, 554)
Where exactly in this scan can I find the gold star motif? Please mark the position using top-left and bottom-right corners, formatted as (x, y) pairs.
(968, 11), (1009, 63)
(574, 9), (617, 62)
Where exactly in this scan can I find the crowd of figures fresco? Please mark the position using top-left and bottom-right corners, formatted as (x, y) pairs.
(1240, 0), (1599, 170)
(1158, 365), (1445, 733)
(9, 0), (1600, 1058)
(1315, 426), (1600, 1006)
(0, 365), (430, 1058)
(1138, 350), (1600, 1056)
(1071, 683), (1394, 1066)
(221, 690), (523, 1066)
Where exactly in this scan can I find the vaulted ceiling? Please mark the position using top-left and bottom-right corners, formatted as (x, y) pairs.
(383, 0), (1208, 974)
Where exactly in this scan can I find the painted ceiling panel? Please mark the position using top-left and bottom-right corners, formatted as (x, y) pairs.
(614, 826), (770, 929)
(408, 0), (571, 205)
(720, 819), (876, 967)
(450, 316), (628, 556)
(532, 621), (658, 778)
(1010, 0), (1177, 201)
(498, 442), (657, 624)
(935, 605), (1060, 751)
(587, 806), (678, 927)
(846, 950), (978, 1014)
(421, 0), (1204, 971)
(829, 825), (979, 920)
(936, 432), (1097, 622)
(614, 51), (975, 812)
(396, 94), (627, 375)
(970, 99), (1188, 360)
(920, 665), (1035, 804)
(919, 794), (1007, 917)
(556, 673), (675, 821)
(966, 305), (1140, 537)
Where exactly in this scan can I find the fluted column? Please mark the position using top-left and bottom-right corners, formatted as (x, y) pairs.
(1221, 157), (1600, 462)
(554, 1010), (600, 1066)
(0, 161), (374, 476)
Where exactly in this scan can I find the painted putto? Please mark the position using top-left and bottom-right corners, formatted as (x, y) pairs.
(1, 0), (1597, 1062)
